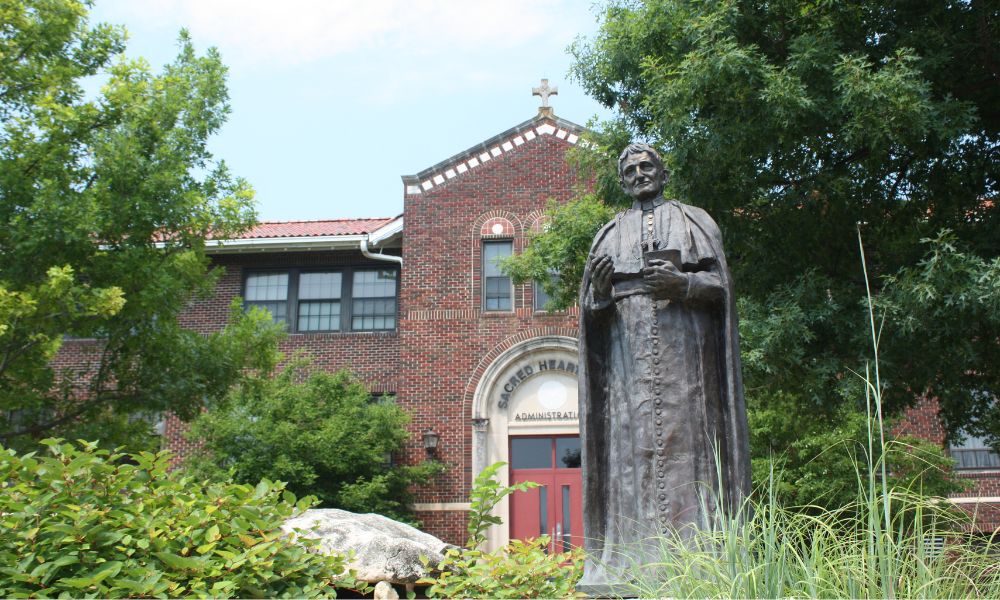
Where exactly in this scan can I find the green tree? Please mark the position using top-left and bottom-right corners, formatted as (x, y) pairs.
(0, 1), (281, 450)
(186, 365), (443, 524)
(508, 0), (997, 503)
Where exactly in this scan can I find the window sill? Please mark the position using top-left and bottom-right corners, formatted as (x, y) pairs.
(954, 468), (1000, 477)
(288, 330), (398, 337)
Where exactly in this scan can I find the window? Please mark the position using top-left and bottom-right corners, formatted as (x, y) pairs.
(243, 267), (398, 332)
(352, 270), (397, 330)
(245, 272), (289, 323)
(483, 240), (513, 311)
(298, 272), (342, 331)
(534, 272), (558, 312)
(128, 411), (166, 436)
(951, 431), (1000, 470)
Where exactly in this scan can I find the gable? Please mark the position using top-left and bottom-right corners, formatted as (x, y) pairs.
(401, 114), (587, 196)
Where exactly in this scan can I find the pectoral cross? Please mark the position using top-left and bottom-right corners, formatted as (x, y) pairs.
(532, 78), (558, 108)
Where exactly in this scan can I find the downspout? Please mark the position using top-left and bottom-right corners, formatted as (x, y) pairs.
(360, 235), (403, 265)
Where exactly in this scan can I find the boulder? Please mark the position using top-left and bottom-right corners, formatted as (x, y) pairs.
(374, 581), (400, 600)
(282, 508), (456, 584)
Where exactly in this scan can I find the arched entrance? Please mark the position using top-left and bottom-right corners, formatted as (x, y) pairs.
(470, 335), (580, 551)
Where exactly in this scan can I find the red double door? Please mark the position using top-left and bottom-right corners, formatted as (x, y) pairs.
(509, 435), (583, 552)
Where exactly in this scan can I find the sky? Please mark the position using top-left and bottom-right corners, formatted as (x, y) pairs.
(89, 1), (616, 222)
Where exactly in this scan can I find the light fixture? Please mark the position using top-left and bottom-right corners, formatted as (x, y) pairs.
(422, 428), (440, 456)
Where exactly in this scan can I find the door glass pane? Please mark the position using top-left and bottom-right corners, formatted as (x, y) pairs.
(556, 437), (581, 468)
(539, 485), (548, 539)
(511, 437), (552, 469)
(562, 484), (572, 550)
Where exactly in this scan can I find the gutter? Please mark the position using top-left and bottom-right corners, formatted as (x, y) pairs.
(361, 216), (404, 265)
(361, 236), (402, 265)
(201, 215), (405, 258)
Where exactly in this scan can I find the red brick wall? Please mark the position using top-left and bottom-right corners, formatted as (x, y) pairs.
(175, 250), (401, 393)
(56, 249), (402, 455)
(413, 510), (469, 547)
(897, 397), (1000, 531)
(397, 129), (582, 541)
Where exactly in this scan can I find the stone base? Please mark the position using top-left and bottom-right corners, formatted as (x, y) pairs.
(575, 581), (638, 598)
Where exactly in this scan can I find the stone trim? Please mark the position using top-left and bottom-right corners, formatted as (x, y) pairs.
(463, 331), (578, 416)
(948, 496), (1000, 504)
(402, 116), (586, 195)
(412, 502), (472, 511)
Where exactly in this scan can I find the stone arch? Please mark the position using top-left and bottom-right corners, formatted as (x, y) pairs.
(466, 333), (579, 550)
(462, 327), (578, 410)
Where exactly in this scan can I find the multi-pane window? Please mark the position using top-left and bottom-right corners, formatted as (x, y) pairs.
(352, 270), (397, 331)
(298, 272), (342, 331)
(534, 272), (558, 312)
(245, 272), (289, 323)
(950, 431), (1000, 470)
(483, 241), (513, 311)
(243, 268), (397, 332)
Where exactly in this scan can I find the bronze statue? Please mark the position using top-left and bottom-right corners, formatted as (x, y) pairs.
(576, 143), (751, 595)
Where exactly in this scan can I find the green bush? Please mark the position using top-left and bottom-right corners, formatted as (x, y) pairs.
(186, 365), (443, 525)
(0, 439), (364, 598)
(425, 536), (583, 599)
(421, 462), (584, 599)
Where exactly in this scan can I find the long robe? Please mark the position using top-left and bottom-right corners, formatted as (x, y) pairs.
(576, 199), (751, 595)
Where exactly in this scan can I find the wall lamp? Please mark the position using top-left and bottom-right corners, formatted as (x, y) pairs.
(422, 428), (440, 456)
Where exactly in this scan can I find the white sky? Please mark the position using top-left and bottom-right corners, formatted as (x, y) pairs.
(91, 0), (614, 221)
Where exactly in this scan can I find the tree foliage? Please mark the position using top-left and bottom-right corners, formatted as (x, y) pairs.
(0, 0), (281, 450)
(507, 0), (999, 499)
(186, 365), (443, 524)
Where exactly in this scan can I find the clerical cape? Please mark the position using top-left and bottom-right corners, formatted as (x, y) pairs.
(577, 199), (751, 593)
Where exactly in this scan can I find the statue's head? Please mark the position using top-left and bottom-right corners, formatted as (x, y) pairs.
(618, 143), (667, 202)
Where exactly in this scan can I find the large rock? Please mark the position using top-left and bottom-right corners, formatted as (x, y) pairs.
(282, 508), (456, 584)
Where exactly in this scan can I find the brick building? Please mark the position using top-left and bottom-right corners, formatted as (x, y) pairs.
(177, 106), (587, 549)
(58, 100), (1000, 545)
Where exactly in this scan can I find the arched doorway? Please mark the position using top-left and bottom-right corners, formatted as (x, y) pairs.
(470, 335), (580, 551)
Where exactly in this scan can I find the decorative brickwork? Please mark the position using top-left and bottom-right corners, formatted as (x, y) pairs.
(479, 216), (517, 238)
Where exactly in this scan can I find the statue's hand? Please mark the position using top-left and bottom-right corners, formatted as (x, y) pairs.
(590, 255), (613, 300)
(642, 259), (687, 299)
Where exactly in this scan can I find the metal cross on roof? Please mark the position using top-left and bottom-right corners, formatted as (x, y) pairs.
(532, 78), (558, 108)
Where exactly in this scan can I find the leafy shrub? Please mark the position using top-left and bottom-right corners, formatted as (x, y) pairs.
(425, 536), (583, 599)
(749, 395), (965, 514)
(0, 439), (364, 598)
(186, 365), (443, 525)
(420, 462), (584, 599)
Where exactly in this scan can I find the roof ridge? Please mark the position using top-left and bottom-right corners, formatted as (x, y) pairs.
(255, 217), (393, 225)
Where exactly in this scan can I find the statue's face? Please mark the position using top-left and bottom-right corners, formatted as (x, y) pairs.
(620, 151), (665, 202)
